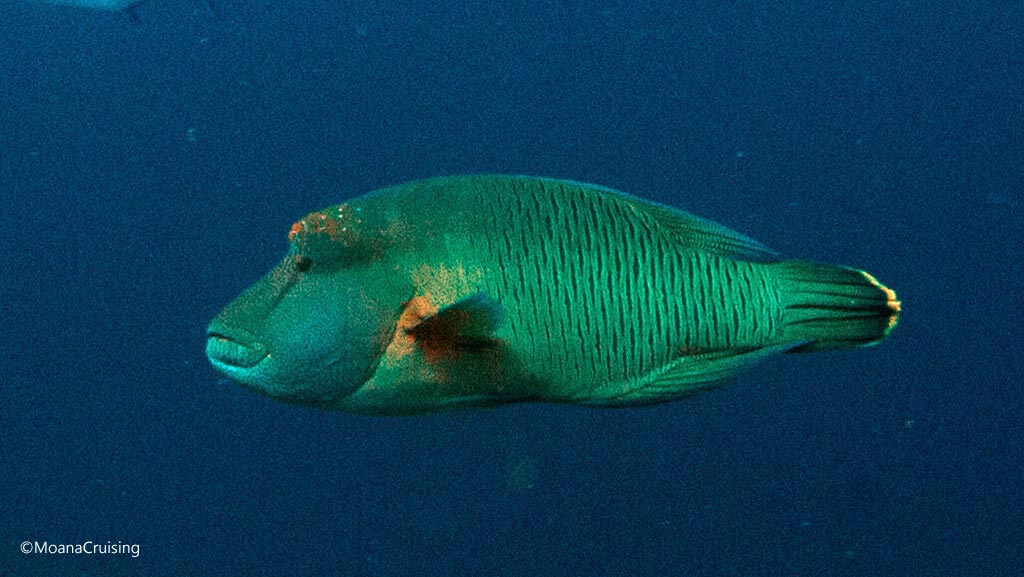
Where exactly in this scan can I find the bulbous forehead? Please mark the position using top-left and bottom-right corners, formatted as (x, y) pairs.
(288, 203), (364, 249)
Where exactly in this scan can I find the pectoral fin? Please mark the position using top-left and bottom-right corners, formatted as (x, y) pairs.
(407, 293), (505, 362)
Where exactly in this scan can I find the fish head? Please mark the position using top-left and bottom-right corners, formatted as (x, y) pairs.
(206, 205), (406, 407)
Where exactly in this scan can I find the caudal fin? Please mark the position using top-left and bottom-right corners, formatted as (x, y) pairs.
(773, 261), (900, 352)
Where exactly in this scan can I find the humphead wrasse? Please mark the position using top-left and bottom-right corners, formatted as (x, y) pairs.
(207, 175), (900, 415)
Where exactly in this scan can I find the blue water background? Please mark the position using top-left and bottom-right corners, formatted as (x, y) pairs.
(1, 1), (1021, 575)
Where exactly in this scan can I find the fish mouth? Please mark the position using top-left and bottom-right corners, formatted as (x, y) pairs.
(206, 328), (269, 372)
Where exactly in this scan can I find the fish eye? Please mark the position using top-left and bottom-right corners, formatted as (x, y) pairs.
(295, 255), (313, 272)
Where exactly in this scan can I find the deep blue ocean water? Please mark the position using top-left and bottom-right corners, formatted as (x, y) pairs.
(1, 1), (1021, 576)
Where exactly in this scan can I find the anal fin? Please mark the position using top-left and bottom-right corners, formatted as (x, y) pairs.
(592, 343), (803, 406)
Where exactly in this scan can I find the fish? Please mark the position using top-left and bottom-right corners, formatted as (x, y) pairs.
(206, 175), (900, 415)
(26, 0), (149, 11)
(25, 0), (216, 17)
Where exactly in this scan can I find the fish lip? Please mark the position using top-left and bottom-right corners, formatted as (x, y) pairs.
(205, 329), (269, 370)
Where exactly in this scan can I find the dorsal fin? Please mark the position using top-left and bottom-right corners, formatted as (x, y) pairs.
(627, 198), (779, 261)
(539, 177), (779, 261)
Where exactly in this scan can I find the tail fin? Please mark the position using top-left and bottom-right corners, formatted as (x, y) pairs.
(773, 261), (900, 352)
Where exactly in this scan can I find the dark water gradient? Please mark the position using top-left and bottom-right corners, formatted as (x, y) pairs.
(1, 1), (1021, 575)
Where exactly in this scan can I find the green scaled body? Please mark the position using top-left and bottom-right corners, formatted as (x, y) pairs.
(207, 175), (900, 415)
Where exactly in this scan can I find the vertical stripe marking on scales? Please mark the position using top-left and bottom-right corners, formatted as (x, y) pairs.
(589, 205), (604, 374)
(709, 255), (725, 348)
(589, 198), (607, 382)
(526, 185), (549, 364)
(743, 265), (756, 342)
(485, 189), (519, 346)
(620, 224), (633, 378)
(651, 231), (668, 368)
(703, 253), (715, 346)
(742, 263), (764, 344)
(500, 188), (524, 304)
(577, 195), (602, 388)
(534, 182), (562, 374)
(669, 246), (686, 351)
(621, 203), (637, 380)
(544, 185), (569, 381)
(690, 252), (706, 349)
(561, 188), (584, 380)
(581, 196), (604, 380)
(605, 200), (621, 381)
(608, 202), (627, 381)
(737, 263), (754, 339)
(709, 254), (727, 348)
(510, 186), (538, 360)
(610, 199), (626, 383)
(595, 201), (616, 382)
(559, 192), (579, 390)
(627, 203), (645, 377)
(730, 258), (741, 347)
(548, 190), (575, 375)
(663, 234), (679, 363)
(624, 210), (645, 376)
(648, 219), (671, 371)
(721, 257), (735, 337)
(719, 256), (734, 349)
(759, 271), (777, 338)
(569, 191), (586, 359)
(704, 253), (718, 348)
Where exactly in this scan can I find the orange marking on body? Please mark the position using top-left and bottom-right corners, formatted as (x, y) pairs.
(382, 294), (438, 365)
(288, 204), (363, 247)
(410, 263), (484, 305)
